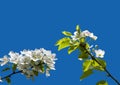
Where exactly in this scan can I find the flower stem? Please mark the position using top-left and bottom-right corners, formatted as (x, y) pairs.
(81, 44), (120, 85)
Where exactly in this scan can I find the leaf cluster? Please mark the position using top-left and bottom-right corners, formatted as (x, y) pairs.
(55, 25), (108, 85)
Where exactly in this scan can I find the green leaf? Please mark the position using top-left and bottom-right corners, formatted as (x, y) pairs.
(80, 69), (93, 80)
(2, 67), (10, 72)
(78, 52), (89, 60)
(12, 64), (17, 72)
(96, 58), (106, 68)
(80, 38), (86, 43)
(68, 45), (78, 54)
(40, 64), (45, 73)
(85, 43), (90, 50)
(62, 31), (72, 36)
(96, 80), (108, 85)
(33, 70), (38, 76)
(92, 58), (106, 71)
(76, 25), (81, 34)
(83, 60), (92, 72)
(6, 77), (11, 85)
(56, 37), (70, 46)
(56, 37), (70, 51)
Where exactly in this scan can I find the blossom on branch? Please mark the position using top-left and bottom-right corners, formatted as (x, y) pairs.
(80, 30), (97, 40)
(71, 30), (97, 41)
(55, 25), (112, 85)
(0, 48), (57, 84)
(95, 49), (105, 58)
(0, 56), (9, 66)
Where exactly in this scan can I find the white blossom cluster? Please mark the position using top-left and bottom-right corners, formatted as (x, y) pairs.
(71, 30), (105, 60)
(0, 48), (57, 82)
(71, 30), (97, 41)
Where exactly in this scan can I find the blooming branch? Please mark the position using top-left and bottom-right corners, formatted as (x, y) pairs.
(56, 25), (120, 85)
(0, 48), (57, 84)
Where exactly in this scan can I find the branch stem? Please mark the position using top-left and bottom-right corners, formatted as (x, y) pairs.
(81, 44), (120, 85)
(1, 71), (22, 80)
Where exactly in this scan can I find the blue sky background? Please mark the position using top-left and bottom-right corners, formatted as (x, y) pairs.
(0, 0), (120, 85)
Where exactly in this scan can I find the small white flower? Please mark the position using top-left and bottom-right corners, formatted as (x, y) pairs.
(95, 49), (105, 58)
(80, 30), (97, 40)
(0, 48), (57, 78)
(0, 77), (2, 82)
(80, 30), (91, 37)
(9, 51), (20, 64)
(71, 31), (79, 41)
(29, 48), (44, 61)
(72, 31), (79, 37)
(0, 56), (9, 66)
(71, 35), (77, 41)
(25, 70), (34, 78)
(46, 68), (50, 77)
(19, 56), (31, 65)
(78, 58), (83, 61)
(20, 50), (32, 57)
(89, 33), (97, 40)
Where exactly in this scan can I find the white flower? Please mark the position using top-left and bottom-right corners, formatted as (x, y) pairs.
(78, 58), (83, 61)
(17, 64), (31, 71)
(0, 48), (57, 78)
(0, 56), (9, 66)
(46, 68), (50, 77)
(80, 30), (91, 37)
(89, 33), (97, 40)
(95, 49), (105, 58)
(25, 70), (34, 78)
(30, 49), (43, 61)
(19, 56), (31, 65)
(0, 77), (2, 82)
(20, 50), (32, 57)
(80, 30), (97, 40)
(71, 31), (79, 40)
(9, 51), (20, 64)
(71, 30), (97, 41)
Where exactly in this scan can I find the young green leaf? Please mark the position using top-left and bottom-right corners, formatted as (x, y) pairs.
(83, 60), (92, 72)
(40, 64), (45, 73)
(92, 58), (106, 71)
(80, 69), (93, 80)
(12, 64), (17, 72)
(6, 77), (11, 85)
(56, 37), (70, 51)
(78, 52), (89, 60)
(92, 62), (104, 71)
(80, 38), (86, 43)
(96, 58), (106, 68)
(85, 43), (90, 50)
(68, 45), (78, 54)
(2, 67), (10, 72)
(76, 25), (81, 34)
(96, 80), (108, 85)
(62, 31), (72, 36)
(33, 70), (39, 76)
